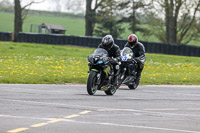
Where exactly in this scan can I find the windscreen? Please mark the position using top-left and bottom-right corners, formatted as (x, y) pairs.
(93, 48), (108, 57)
(121, 47), (133, 57)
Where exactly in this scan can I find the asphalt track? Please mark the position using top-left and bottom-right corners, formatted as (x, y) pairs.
(0, 84), (200, 133)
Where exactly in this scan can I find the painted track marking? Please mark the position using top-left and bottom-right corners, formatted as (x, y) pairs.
(7, 110), (91, 133)
(30, 123), (48, 127)
(64, 114), (80, 119)
(7, 128), (29, 133)
(47, 118), (65, 123)
(4, 108), (200, 133)
(79, 110), (91, 115)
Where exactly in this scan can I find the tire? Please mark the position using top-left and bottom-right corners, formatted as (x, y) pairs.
(87, 71), (98, 95)
(128, 82), (138, 90)
(104, 86), (117, 95)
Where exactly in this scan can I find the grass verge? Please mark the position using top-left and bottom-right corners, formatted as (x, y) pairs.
(0, 41), (200, 85)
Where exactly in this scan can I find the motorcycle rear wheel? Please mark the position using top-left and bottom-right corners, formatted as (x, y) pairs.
(128, 82), (138, 90)
(87, 71), (98, 95)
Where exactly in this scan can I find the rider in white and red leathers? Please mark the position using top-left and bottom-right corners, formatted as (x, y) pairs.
(124, 34), (146, 85)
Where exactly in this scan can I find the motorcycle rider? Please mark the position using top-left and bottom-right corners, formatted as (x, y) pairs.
(124, 34), (146, 86)
(98, 35), (121, 86)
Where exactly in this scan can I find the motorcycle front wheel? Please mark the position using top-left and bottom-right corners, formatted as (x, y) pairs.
(87, 71), (98, 95)
(104, 86), (117, 95)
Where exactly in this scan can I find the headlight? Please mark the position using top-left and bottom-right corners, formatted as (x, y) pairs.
(121, 56), (127, 61)
(97, 60), (103, 64)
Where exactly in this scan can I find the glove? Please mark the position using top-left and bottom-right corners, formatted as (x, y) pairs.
(110, 58), (118, 64)
(134, 57), (140, 63)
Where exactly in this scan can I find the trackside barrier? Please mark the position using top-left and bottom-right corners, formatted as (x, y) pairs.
(0, 32), (12, 41)
(17, 32), (102, 48)
(0, 32), (200, 57)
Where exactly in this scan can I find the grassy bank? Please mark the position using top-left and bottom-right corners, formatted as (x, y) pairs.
(0, 41), (200, 85)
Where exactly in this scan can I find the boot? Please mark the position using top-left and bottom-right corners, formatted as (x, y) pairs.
(135, 74), (141, 86)
(135, 64), (143, 86)
(132, 70), (137, 76)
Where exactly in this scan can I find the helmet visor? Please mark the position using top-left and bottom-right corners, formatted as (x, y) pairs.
(128, 41), (136, 47)
(103, 42), (113, 50)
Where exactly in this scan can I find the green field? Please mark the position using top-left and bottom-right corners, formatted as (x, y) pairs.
(0, 41), (200, 85)
(0, 12), (85, 36)
(0, 11), (199, 46)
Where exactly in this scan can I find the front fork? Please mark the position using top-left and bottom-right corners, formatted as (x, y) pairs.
(120, 67), (126, 80)
(96, 71), (101, 85)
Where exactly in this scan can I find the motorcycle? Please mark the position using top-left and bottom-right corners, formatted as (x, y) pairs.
(87, 48), (118, 95)
(118, 47), (139, 89)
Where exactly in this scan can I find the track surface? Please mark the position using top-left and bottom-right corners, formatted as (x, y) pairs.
(0, 84), (200, 133)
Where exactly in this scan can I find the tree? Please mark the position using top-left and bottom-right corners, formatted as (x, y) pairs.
(94, 0), (124, 38)
(150, 0), (200, 44)
(146, 12), (167, 42)
(14, 0), (22, 41)
(0, 0), (13, 9)
(14, 0), (45, 41)
(119, 0), (150, 34)
(85, 0), (104, 36)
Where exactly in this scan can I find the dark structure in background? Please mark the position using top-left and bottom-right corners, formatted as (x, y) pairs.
(30, 23), (66, 34)
(39, 23), (66, 34)
(0, 32), (200, 57)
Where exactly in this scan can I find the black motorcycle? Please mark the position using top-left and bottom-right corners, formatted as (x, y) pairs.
(118, 47), (139, 89)
(87, 48), (118, 95)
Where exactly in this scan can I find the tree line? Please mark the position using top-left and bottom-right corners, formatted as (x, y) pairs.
(1, 0), (200, 45)
(86, 0), (200, 45)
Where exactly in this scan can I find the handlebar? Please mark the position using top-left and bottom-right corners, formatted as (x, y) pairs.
(121, 58), (138, 64)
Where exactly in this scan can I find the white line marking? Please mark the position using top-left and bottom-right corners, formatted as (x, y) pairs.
(142, 85), (200, 88)
(0, 114), (56, 121)
(3, 113), (200, 133)
(142, 90), (157, 93)
(142, 90), (200, 97)
(63, 120), (200, 133)
(0, 88), (66, 93)
(0, 99), (102, 109)
(175, 93), (200, 97)
(124, 109), (200, 118)
(144, 108), (178, 111)
(98, 109), (142, 115)
(1, 99), (200, 118)
(187, 108), (200, 110)
(97, 108), (200, 118)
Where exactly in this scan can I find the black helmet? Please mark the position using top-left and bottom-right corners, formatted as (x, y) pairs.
(128, 34), (138, 48)
(102, 35), (114, 50)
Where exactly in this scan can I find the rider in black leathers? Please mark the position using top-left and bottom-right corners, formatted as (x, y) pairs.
(124, 34), (146, 85)
(98, 35), (121, 86)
